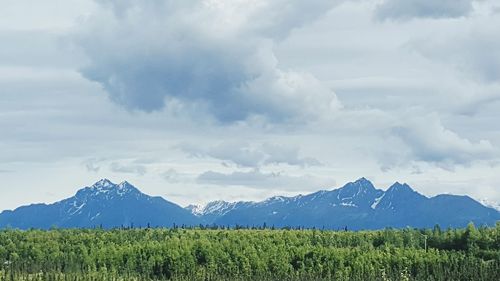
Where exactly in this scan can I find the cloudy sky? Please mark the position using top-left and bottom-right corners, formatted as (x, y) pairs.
(1, 0), (500, 210)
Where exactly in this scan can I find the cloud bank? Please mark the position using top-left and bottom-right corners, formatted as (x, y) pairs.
(76, 0), (341, 123)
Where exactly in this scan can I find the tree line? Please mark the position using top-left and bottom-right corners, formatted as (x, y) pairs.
(0, 222), (498, 280)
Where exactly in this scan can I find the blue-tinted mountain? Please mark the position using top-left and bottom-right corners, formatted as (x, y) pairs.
(1, 178), (498, 230)
(0, 179), (199, 229)
(188, 178), (500, 230)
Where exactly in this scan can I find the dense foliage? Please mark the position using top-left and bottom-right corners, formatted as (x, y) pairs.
(0, 223), (499, 280)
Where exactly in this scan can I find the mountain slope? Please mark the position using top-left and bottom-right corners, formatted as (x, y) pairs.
(0, 179), (199, 229)
(1, 178), (498, 230)
(189, 178), (500, 230)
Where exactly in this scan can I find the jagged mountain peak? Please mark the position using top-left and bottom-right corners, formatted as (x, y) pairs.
(344, 178), (376, 191)
(204, 200), (240, 213)
(387, 182), (411, 191)
(336, 177), (378, 200)
(373, 182), (427, 211)
(80, 179), (140, 197)
(88, 178), (119, 192)
(354, 177), (373, 185)
(93, 178), (114, 188)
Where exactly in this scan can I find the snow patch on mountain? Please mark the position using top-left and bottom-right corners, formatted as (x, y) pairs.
(371, 194), (385, 209)
(90, 212), (100, 221)
(68, 202), (86, 215)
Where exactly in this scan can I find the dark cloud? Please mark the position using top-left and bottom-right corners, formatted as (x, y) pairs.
(75, 0), (341, 123)
(375, 0), (474, 20)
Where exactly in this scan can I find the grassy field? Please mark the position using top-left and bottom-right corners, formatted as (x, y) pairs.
(0, 223), (499, 280)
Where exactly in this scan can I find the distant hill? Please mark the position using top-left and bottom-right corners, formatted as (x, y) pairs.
(1, 178), (498, 230)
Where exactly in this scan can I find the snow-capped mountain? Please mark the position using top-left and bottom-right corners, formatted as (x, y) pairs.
(188, 178), (500, 230)
(0, 179), (198, 229)
(1, 178), (499, 230)
(188, 200), (237, 217)
(186, 200), (254, 224)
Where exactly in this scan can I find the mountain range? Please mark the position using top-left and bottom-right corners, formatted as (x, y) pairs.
(1, 178), (498, 230)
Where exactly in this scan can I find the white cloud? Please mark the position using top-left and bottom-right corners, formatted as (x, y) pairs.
(411, 22), (500, 83)
(392, 114), (496, 168)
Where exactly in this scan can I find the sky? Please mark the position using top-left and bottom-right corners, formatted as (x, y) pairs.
(1, 0), (500, 210)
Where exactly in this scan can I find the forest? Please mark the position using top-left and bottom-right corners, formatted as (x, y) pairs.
(0, 223), (499, 281)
